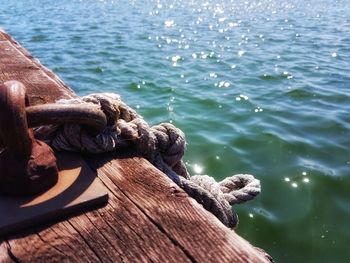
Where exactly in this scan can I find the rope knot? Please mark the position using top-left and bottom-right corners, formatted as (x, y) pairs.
(219, 174), (261, 205)
(34, 92), (262, 229)
(186, 174), (261, 228)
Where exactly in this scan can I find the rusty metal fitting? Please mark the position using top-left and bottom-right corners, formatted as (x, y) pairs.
(26, 103), (107, 134)
(0, 81), (58, 195)
(0, 80), (107, 196)
(0, 81), (32, 157)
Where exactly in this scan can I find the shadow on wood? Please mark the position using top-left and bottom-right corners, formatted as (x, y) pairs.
(0, 153), (108, 236)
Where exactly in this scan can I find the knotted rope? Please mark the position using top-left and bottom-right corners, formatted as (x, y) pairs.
(34, 93), (261, 228)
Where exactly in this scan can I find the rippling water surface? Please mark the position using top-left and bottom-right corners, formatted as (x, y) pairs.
(1, 0), (350, 262)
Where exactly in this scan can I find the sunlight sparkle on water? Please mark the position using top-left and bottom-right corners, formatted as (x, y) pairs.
(193, 164), (203, 174)
(216, 81), (230, 88)
(171, 55), (181, 66)
(228, 22), (238, 27)
(291, 182), (298, 188)
(164, 20), (175, 27)
(254, 107), (263, 112)
(209, 72), (217, 78)
(236, 94), (249, 101)
(238, 50), (245, 57)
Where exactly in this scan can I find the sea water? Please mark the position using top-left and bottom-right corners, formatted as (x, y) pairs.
(1, 0), (350, 262)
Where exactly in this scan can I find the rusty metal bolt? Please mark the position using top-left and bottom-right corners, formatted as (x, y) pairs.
(0, 81), (58, 195)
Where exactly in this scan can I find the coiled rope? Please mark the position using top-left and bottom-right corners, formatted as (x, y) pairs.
(34, 93), (261, 228)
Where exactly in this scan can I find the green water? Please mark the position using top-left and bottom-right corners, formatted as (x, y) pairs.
(1, 0), (350, 262)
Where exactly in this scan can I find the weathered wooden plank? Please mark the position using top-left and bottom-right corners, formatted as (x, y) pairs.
(0, 29), (272, 263)
(88, 155), (270, 263)
(65, 170), (191, 262)
(3, 172), (192, 262)
(6, 221), (101, 263)
(2, 156), (191, 262)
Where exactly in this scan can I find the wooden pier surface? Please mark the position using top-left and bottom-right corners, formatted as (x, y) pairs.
(0, 30), (271, 263)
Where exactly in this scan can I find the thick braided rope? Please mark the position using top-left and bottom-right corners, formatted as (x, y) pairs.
(34, 93), (261, 228)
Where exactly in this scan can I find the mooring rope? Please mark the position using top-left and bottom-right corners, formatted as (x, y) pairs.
(34, 93), (261, 228)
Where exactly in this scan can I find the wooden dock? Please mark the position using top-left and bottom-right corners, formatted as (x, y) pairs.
(0, 30), (272, 263)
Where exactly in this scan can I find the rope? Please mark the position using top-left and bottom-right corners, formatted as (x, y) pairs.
(34, 93), (261, 228)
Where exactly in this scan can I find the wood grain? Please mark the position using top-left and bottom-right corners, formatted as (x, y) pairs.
(87, 155), (270, 262)
(0, 29), (272, 263)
